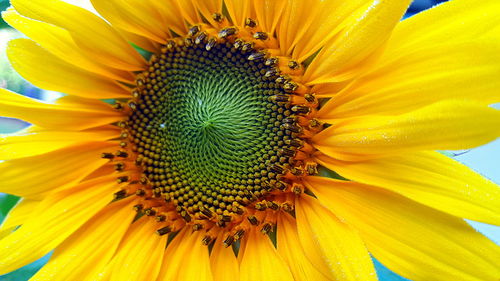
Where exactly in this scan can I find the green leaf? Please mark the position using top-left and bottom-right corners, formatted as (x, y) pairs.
(0, 193), (20, 223)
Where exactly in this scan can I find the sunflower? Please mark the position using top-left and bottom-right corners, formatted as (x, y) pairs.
(0, 0), (500, 280)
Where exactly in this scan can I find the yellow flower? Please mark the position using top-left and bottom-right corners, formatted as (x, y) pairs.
(1, 0), (500, 280)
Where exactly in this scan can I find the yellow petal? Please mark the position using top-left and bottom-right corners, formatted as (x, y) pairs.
(156, 228), (189, 281)
(314, 101), (500, 161)
(0, 142), (112, 198)
(295, 195), (377, 281)
(239, 228), (294, 281)
(0, 175), (119, 274)
(192, 0), (223, 26)
(118, 28), (160, 53)
(171, 0), (202, 26)
(316, 151), (500, 225)
(0, 89), (123, 130)
(149, 0), (188, 36)
(156, 228), (213, 281)
(7, 39), (131, 99)
(90, 0), (169, 43)
(276, 0), (320, 56)
(175, 230), (214, 281)
(30, 198), (136, 281)
(109, 217), (167, 281)
(384, 0), (500, 59)
(211, 232), (240, 281)
(224, 0), (252, 27)
(319, 40), (500, 119)
(303, 0), (411, 84)
(277, 213), (333, 281)
(291, 0), (370, 62)
(2, 8), (134, 83)
(11, 0), (146, 70)
(305, 176), (500, 281)
(253, 0), (287, 34)
(0, 199), (40, 232)
(0, 128), (118, 160)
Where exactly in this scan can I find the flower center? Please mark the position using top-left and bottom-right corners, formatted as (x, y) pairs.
(108, 24), (322, 245)
(130, 38), (297, 223)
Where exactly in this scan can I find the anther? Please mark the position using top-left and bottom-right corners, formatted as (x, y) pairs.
(265, 57), (278, 66)
(132, 90), (141, 99)
(119, 141), (127, 148)
(253, 32), (268, 40)
(288, 60), (300, 70)
(117, 121), (127, 128)
(155, 215), (166, 222)
(128, 102), (137, 110)
(188, 25), (200, 37)
(245, 18), (257, 28)
(156, 226), (172, 236)
(165, 40), (176, 50)
(267, 201), (279, 210)
(265, 69), (278, 78)
(113, 189), (127, 200)
(285, 139), (304, 148)
(283, 116), (298, 123)
(101, 152), (115, 159)
(190, 221), (203, 229)
(241, 42), (254, 52)
(180, 210), (192, 222)
(234, 229), (245, 240)
(261, 223), (272, 234)
(283, 123), (303, 133)
(195, 32), (207, 44)
(233, 39), (244, 49)
(275, 181), (289, 191)
(269, 95), (290, 103)
(112, 102), (123, 110)
(306, 163), (318, 175)
(247, 215), (259, 225)
(279, 148), (296, 157)
(255, 202), (267, 211)
(212, 13), (223, 23)
(235, 207), (245, 215)
(275, 75), (288, 84)
(291, 105), (311, 114)
(139, 176), (149, 185)
(270, 164), (285, 174)
(281, 202), (294, 212)
(144, 208), (156, 216)
(223, 235), (235, 247)
(135, 189), (146, 196)
(117, 176), (129, 183)
(220, 214), (232, 222)
(200, 207), (213, 218)
(184, 37), (194, 47)
(115, 150), (129, 158)
(133, 204), (144, 212)
(309, 118), (322, 128)
(283, 82), (299, 92)
(290, 167), (304, 176)
(247, 52), (266, 61)
(202, 235), (213, 245)
(292, 184), (303, 194)
(206, 38), (216, 51)
(218, 27), (237, 38)
(304, 93), (316, 103)
(114, 162), (125, 171)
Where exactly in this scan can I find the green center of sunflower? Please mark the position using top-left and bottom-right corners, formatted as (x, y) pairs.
(127, 39), (298, 222)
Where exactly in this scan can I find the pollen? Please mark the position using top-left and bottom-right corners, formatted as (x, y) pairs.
(106, 21), (321, 246)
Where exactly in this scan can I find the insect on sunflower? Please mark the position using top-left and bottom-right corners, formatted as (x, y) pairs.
(0, 0), (500, 280)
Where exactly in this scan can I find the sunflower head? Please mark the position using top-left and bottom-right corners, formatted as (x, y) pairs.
(1, 0), (500, 281)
